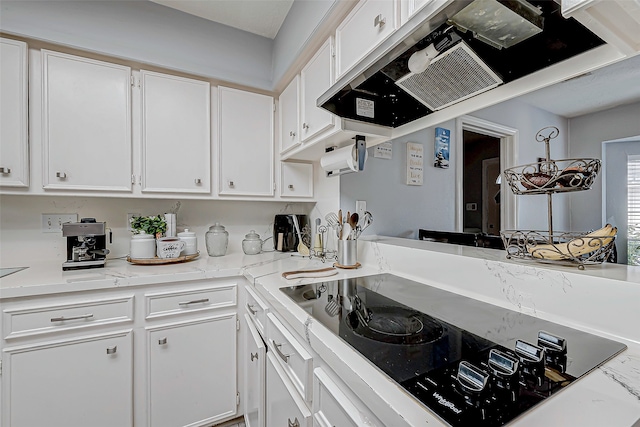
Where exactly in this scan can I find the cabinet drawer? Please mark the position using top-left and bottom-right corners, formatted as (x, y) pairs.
(245, 285), (269, 336)
(267, 352), (312, 427)
(266, 312), (313, 403)
(3, 296), (134, 340)
(313, 368), (383, 427)
(145, 283), (236, 319)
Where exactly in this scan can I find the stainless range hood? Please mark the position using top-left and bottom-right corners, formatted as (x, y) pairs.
(318, 0), (604, 129)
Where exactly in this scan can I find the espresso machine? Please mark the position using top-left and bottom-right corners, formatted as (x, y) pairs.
(62, 218), (111, 270)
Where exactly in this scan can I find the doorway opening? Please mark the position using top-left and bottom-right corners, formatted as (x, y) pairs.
(463, 130), (501, 235)
(455, 116), (518, 233)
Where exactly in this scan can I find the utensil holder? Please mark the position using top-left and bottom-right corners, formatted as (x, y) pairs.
(337, 240), (357, 266)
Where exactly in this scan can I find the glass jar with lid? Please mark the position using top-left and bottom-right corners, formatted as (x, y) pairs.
(242, 230), (263, 255)
(205, 223), (228, 257)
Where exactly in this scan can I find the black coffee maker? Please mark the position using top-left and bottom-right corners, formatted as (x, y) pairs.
(62, 218), (111, 270)
(273, 214), (308, 252)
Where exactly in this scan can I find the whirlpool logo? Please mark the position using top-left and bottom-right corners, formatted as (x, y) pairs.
(433, 392), (462, 414)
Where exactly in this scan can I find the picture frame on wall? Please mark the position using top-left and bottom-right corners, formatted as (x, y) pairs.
(406, 142), (423, 186)
(434, 127), (450, 168)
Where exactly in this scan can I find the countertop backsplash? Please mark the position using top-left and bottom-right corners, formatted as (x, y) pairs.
(0, 194), (313, 266)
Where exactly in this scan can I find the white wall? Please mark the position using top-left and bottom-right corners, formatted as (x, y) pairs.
(341, 98), (570, 238)
(0, 195), (313, 265)
(568, 102), (640, 231)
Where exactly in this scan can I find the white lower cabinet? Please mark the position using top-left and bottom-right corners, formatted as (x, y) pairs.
(147, 313), (237, 427)
(2, 330), (133, 427)
(266, 351), (312, 427)
(244, 314), (266, 427)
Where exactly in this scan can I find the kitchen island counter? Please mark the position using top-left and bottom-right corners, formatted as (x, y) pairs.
(2, 236), (639, 427)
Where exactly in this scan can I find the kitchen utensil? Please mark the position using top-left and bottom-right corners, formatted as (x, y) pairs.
(356, 211), (373, 239)
(205, 223), (229, 257)
(338, 209), (343, 239)
(341, 223), (352, 241)
(291, 215), (309, 256)
(349, 212), (359, 230)
(314, 218), (323, 252)
(324, 294), (340, 317)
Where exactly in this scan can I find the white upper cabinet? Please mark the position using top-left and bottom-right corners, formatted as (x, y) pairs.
(279, 75), (300, 154)
(280, 162), (313, 198)
(0, 38), (29, 188)
(218, 86), (274, 196)
(400, 0), (433, 25)
(335, 0), (399, 79)
(562, 0), (640, 55)
(140, 70), (211, 193)
(300, 37), (335, 143)
(42, 50), (132, 191)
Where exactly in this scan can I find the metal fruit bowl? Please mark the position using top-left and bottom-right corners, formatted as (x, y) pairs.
(503, 158), (601, 195)
(500, 229), (616, 269)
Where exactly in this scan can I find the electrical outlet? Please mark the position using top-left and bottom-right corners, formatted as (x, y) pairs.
(42, 213), (78, 233)
(127, 213), (141, 231)
(355, 200), (367, 219)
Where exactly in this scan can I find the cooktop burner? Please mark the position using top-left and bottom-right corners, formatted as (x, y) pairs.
(281, 274), (626, 427)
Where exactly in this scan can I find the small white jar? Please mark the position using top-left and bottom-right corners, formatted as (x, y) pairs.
(177, 228), (198, 255)
(130, 231), (156, 259)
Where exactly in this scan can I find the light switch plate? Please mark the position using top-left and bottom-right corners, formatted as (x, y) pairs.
(356, 200), (367, 219)
(42, 214), (77, 232)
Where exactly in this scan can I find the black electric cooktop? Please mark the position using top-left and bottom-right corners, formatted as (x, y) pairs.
(281, 274), (626, 427)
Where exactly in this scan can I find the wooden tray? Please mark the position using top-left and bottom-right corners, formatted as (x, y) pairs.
(127, 251), (200, 265)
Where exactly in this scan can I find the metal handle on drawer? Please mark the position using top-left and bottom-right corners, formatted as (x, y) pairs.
(251, 352), (258, 361)
(246, 303), (257, 315)
(194, 178), (202, 184)
(158, 337), (167, 345)
(374, 14), (386, 28)
(178, 298), (209, 306)
(50, 313), (94, 322)
(270, 339), (289, 363)
(0, 167), (10, 175)
(287, 418), (300, 427)
(302, 123), (309, 130)
(289, 131), (296, 137)
(56, 171), (67, 179)
(106, 346), (117, 355)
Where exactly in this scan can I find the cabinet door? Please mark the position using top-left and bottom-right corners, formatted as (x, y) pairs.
(301, 38), (335, 143)
(218, 87), (274, 196)
(244, 314), (266, 427)
(1, 331), (133, 427)
(266, 352), (312, 427)
(42, 50), (132, 191)
(0, 38), (29, 187)
(281, 162), (313, 198)
(279, 75), (300, 154)
(141, 70), (211, 193)
(335, 0), (398, 79)
(147, 314), (237, 427)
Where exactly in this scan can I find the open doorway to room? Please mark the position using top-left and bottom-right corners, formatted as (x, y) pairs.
(455, 116), (518, 234)
(463, 130), (501, 235)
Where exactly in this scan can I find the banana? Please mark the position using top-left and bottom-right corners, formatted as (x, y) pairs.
(528, 224), (617, 260)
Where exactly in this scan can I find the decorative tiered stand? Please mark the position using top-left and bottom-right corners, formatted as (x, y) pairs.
(500, 127), (616, 269)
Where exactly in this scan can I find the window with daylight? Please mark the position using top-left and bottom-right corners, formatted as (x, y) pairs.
(628, 155), (640, 265)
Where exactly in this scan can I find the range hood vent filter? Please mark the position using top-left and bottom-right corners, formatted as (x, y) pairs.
(395, 42), (503, 111)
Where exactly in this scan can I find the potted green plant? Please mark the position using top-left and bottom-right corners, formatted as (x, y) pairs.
(130, 215), (167, 239)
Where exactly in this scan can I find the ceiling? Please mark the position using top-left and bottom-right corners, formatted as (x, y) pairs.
(149, 0), (294, 39)
(146, 0), (640, 118)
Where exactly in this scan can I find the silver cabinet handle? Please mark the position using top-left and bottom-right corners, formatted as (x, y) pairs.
(288, 418), (300, 427)
(56, 171), (67, 179)
(251, 352), (258, 361)
(374, 14), (386, 28)
(228, 180), (235, 187)
(106, 346), (117, 355)
(289, 131), (296, 137)
(288, 184), (294, 190)
(302, 123), (309, 130)
(246, 303), (257, 315)
(194, 178), (201, 184)
(0, 167), (10, 175)
(51, 313), (94, 322)
(270, 339), (289, 363)
(178, 298), (209, 306)
(158, 337), (167, 345)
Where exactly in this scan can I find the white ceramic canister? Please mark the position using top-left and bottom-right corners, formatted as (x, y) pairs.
(130, 231), (156, 259)
(177, 228), (197, 256)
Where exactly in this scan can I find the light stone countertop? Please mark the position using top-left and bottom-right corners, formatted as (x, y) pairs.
(2, 236), (639, 426)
